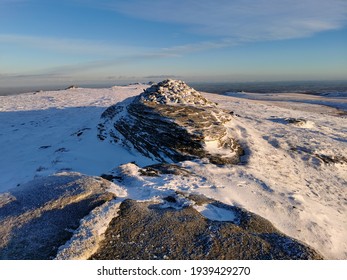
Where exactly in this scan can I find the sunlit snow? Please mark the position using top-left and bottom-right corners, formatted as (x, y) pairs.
(0, 86), (346, 259)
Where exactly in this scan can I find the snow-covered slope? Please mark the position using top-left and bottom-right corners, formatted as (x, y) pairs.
(0, 85), (154, 192)
(202, 91), (347, 259)
(0, 85), (346, 259)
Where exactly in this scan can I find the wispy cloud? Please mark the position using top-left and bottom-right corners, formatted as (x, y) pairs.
(0, 34), (149, 56)
(0, 50), (180, 84)
(5, 0), (345, 69)
(0, 33), (230, 80)
(95, 0), (347, 41)
(0, 33), (235, 61)
(2, 0), (346, 86)
(160, 39), (238, 55)
(144, 75), (181, 79)
(0, 33), (224, 66)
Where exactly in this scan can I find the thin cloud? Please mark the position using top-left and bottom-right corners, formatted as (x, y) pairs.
(144, 75), (181, 79)
(0, 51), (180, 83)
(2, 0), (346, 86)
(96, 0), (347, 41)
(0, 71), (70, 81)
(0, 34), (149, 56)
(160, 39), (238, 55)
(0, 33), (234, 59)
(6, 0), (345, 66)
(0, 33), (218, 61)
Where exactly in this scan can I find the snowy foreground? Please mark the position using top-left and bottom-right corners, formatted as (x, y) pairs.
(0, 85), (346, 259)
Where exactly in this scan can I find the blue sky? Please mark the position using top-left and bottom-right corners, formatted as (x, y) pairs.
(0, 0), (347, 87)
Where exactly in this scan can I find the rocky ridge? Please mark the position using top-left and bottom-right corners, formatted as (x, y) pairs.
(98, 79), (244, 165)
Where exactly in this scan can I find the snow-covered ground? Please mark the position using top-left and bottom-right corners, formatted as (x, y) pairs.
(0, 86), (346, 259)
(0, 86), (155, 191)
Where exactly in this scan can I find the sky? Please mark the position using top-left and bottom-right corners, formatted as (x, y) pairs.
(0, 0), (347, 88)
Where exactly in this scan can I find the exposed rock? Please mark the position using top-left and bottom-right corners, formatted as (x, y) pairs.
(139, 163), (192, 177)
(98, 79), (244, 165)
(290, 145), (347, 165)
(0, 173), (116, 260)
(285, 117), (307, 125)
(285, 117), (315, 128)
(90, 196), (323, 260)
(65, 85), (78, 90)
(314, 154), (347, 165)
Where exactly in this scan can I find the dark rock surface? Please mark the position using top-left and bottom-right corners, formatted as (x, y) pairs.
(0, 173), (116, 260)
(90, 195), (323, 260)
(98, 79), (244, 165)
(139, 163), (193, 177)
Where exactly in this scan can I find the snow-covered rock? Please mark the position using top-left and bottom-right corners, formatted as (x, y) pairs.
(90, 195), (322, 260)
(141, 79), (215, 105)
(0, 172), (116, 259)
(98, 80), (244, 164)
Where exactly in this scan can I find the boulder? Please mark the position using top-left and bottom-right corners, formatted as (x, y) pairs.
(90, 195), (323, 260)
(0, 172), (116, 259)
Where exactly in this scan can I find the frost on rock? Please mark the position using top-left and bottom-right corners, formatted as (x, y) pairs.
(90, 196), (323, 260)
(140, 79), (215, 106)
(99, 79), (244, 165)
(0, 173), (116, 260)
(55, 200), (122, 260)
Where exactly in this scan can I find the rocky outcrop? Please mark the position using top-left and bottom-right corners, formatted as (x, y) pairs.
(90, 194), (323, 260)
(65, 85), (79, 90)
(98, 79), (243, 165)
(0, 173), (116, 260)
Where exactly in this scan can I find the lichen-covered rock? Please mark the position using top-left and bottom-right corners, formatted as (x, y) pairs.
(0, 173), (116, 260)
(98, 79), (243, 164)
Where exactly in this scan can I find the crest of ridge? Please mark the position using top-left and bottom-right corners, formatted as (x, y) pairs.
(140, 79), (215, 106)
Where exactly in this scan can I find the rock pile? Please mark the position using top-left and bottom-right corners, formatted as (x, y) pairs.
(141, 79), (215, 105)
